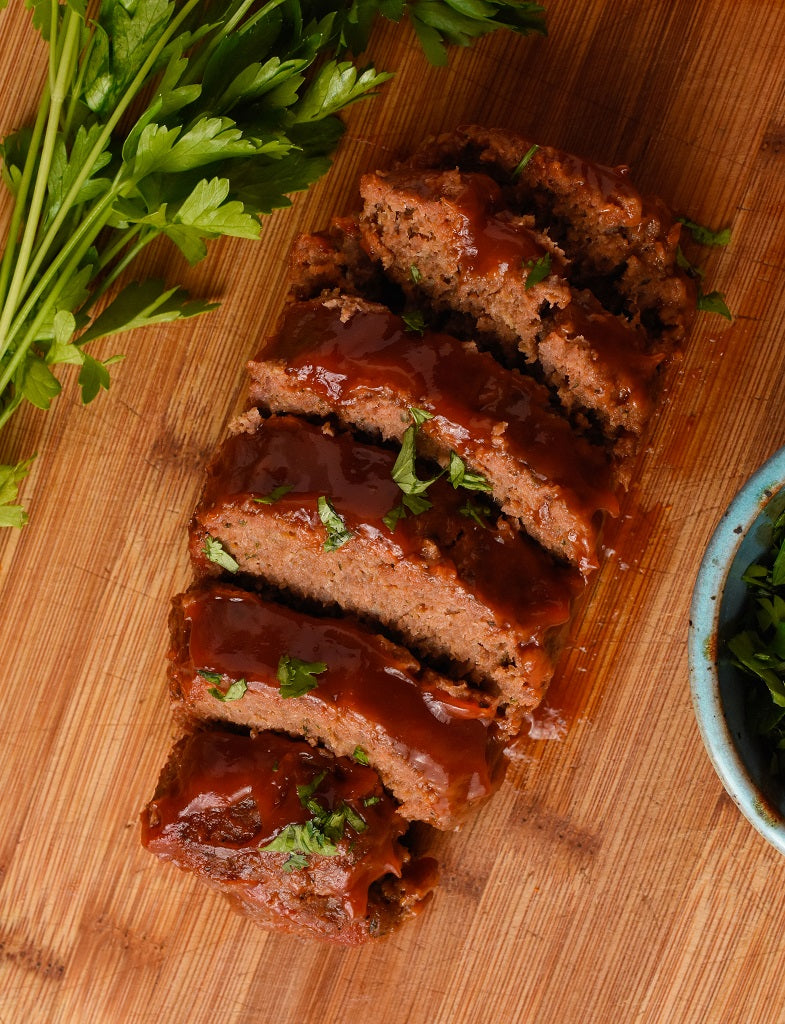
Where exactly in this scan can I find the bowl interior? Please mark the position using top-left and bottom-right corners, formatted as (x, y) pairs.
(689, 450), (785, 853)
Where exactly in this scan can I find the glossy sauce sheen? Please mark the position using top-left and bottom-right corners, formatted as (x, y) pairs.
(552, 300), (662, 399)
(408, 171), (549, 276)
(201, 417), (583, 633)
(263, 301), (617, 514)
(141, 728), (405, 918)
(176, 584), (496, 806)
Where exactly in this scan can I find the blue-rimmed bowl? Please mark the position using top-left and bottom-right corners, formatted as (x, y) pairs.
(689, 446), (785, 854)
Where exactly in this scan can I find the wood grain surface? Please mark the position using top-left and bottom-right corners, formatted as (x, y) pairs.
(1, 2), (785, 1022)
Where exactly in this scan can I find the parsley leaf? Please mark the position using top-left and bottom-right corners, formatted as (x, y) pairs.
(260, 766), (368, 870)
(678, 217), (732, 248)
(512, 142), (539, 178)
(253, 483), (293, 505)
(277, 654), (328, 698)
(402, 309), (427, 334)
(448, 451), (492, 493)
(523, 251), (552, 289)
(352, 746), (370, 765)
(409, 406), (434, 427)
(208, 677), (248, 702)
(202, 535), (240, 573)
(697, 289), (732, 321)
(317, 495), (354, 551)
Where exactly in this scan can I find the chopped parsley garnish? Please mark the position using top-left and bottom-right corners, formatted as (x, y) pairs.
(409, 406), (434, 427)
(448, 452), (492, 493)
(697, 290), (732, 320)
(383, 421), (443, 531)
(202, 536), (239, 574)
(523, 252), (552, 289)
(726, 509), (785, 776)
(363, 795), (381, 807)
(402, 309), (427, 334)
(459, 497), (491, 528)
(253, 484), (293, 505)
(317, 495), (354, 551)
(260, 768), (368, 870)
(678, 217), (732, 248)
(276, 654), (327, 699)
(208, 677), (248, 702)
(676, 221), (732, 320)
(410, 264), (422, 283)
(512, 143), (540, 178)
(352, 746), (370, 765)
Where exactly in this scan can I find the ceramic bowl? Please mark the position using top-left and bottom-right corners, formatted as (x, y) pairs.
(689, 446), (785, 854)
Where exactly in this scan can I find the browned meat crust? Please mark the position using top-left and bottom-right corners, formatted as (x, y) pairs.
(168, 581), (504, 828)
(188, 412), (586, 723)
(141, 726), (439, 944)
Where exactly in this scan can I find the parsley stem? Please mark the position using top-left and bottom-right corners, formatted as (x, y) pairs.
(0, 81), (51, 310)
(0, 190), (118, 400)
(13, 0), (203, 314)
(0, 8), (81, 359)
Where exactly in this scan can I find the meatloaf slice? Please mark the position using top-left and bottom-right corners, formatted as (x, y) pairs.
(188, 413), (585, 722)
(358, 167), (571, 361)
(141, 726), (438, 944)
(402, 124), (696, 350)
(168, 581), (503, 829)
(245, 295), (618, 572)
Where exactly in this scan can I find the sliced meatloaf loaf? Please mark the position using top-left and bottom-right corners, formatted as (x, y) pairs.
(168, 581), (503, 829)
(400, 124), (696, 350)
(141, 726), (438, 944)
(245, 296), (619, 573)
(188, 412), (585, 722)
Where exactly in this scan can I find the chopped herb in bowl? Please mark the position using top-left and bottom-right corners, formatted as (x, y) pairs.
(726, 509), (785, 776)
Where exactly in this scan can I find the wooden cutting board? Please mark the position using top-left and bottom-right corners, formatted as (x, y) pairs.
(2, 3), (785, 1022)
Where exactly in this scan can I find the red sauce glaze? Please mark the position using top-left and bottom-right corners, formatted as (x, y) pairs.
(438, 173), (549, 276)
(175, 584), (498, 811)
(551, 298), (664, 404)
(141, 728), (407, 918)
(262, 300), (618, 517)
(200, 417), (584, 635)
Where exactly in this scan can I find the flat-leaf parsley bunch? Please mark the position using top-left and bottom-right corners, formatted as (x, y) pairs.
(0, 0), (547, 527)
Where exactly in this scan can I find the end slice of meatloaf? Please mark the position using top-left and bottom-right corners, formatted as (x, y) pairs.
(402, 124), (697, 350)
(188, 413), (586, 723)
(141, 726), (439, 944)
(168, 581), (504, 829)
(245, 295), (619, 573)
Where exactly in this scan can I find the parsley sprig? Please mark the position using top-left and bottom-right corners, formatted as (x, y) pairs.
(0, 0), (546, 528)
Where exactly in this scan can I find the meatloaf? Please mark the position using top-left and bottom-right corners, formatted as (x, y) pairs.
(188, 412), (585, 721)
(399, 124), (696, 350)
(141, 726), (438, 944)
(169, 581), (503, 828)
(246, 296), (619, 573)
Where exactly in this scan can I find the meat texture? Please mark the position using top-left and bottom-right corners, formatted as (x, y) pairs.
(141, 726), (439, 944)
